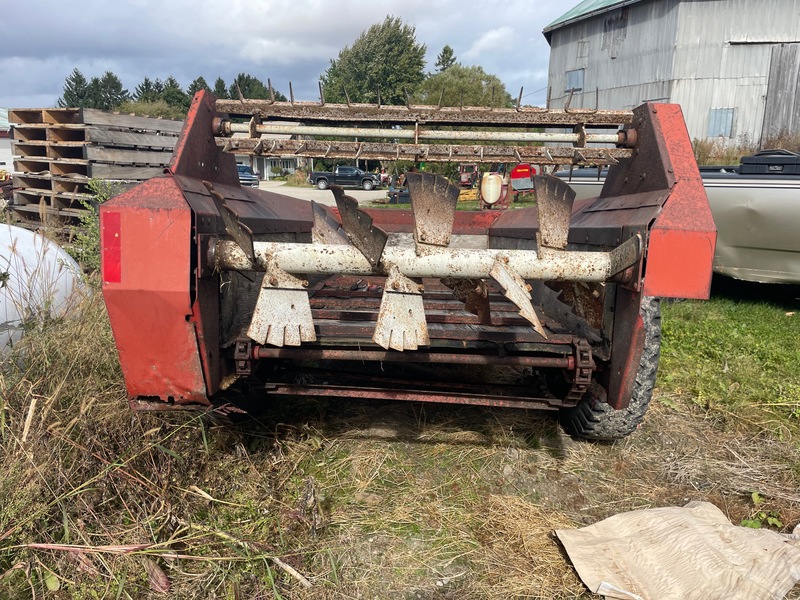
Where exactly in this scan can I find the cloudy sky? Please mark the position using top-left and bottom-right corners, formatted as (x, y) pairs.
(0, 0), (573, 110)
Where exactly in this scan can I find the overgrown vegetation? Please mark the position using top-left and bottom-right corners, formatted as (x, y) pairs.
(693, 131), (800, 166)
(1, 261), (798, 597)
(64, 179), (120, 274)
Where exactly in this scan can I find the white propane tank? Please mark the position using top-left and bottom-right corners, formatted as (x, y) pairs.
(0, 225), (86, 356)
(480, 173), (504, 205)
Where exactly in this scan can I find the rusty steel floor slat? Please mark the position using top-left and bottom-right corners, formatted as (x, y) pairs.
(306, 275), (577, 349)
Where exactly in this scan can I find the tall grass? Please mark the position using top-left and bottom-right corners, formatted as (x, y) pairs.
(693, 131), (800, 166)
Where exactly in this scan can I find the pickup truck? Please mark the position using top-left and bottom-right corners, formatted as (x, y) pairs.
(308, 166), (381, 191)
(555, 149), (800, 284)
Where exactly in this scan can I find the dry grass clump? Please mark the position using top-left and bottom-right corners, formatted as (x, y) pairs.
(762, 131), (800, 154)
(285, 170), (309, 187)
(693, 131), (800, 166)
(692, 137), (756, 166)
(471, 495), (585, 599)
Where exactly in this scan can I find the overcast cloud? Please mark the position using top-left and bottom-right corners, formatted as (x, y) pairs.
(0, 0), (569, 109)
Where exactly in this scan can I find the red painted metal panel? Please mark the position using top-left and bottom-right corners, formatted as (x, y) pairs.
(100, 210), (121, 284)
(642, 104), (716, 299)
(607, 287), (645, 410)
(169, 91), (239, 187)
(101, 177), (209, 404)
(348, 208), (503, 235)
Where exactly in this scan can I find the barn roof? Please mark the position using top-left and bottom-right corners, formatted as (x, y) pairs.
(543, 0), (646, 39)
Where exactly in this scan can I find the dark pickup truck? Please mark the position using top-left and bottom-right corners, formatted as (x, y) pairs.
(308, 166), (381, 190)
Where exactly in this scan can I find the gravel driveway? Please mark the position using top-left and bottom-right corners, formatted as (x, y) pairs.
(258, 180), (387, 206)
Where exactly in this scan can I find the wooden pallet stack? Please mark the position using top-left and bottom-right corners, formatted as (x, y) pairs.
(9, 108), (183, 227)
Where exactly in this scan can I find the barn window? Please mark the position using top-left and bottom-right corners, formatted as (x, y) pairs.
(565, 69), (585, 92)
(707, 108), (736, 137)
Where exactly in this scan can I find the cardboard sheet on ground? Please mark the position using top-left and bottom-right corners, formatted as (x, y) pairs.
(556, 501), (800, 600)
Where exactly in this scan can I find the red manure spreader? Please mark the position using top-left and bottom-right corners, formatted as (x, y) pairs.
(100, 91), (715, 440)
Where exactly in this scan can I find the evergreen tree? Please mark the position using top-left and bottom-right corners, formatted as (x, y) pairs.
(229, 73), (287, 101)
(57, 69), (91, 108)
(213, 77), (229, 99)
(320, 16), (426, 105)
(434, 45), (456, 72)
(133, 76), (160, 103)
(161, 75), (190, 110)
(84, 77), (103, 109)
(186, 76), (211, 97)
(96, 71), (130, 110)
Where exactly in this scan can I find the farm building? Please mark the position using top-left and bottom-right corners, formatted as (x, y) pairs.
(0, 109), (11, 173)
(544, 0), (800, 146)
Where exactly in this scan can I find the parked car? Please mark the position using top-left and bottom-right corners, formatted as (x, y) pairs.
(237, 164), (259, 187)
(308, 166), (381, 190)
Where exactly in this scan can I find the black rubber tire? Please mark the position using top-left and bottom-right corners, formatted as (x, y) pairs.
(362, 179), (374, 191)
(317, 179), (329, 190)
(559, 297), (661, 441)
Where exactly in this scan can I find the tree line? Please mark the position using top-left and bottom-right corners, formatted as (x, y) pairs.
(57, 70), (288, 118)
(56, 16), (512, 117)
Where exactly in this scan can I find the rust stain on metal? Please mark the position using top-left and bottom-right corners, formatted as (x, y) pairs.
(216, 138), (632, 165)
(373, 265), (429, 351)
(533, 175), (576, 251)
(214, 99), (633, 127)
(489, 259), (547, 338)
(406, 172), (460, 250)
(331, 186), (388, 267)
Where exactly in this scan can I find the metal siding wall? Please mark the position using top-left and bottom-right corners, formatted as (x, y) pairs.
(763, 44), (800, 143)
(547, 0), (800, 143)
(547, 0), (680, 109)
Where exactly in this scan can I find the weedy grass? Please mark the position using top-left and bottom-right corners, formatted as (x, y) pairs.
(659, 277), (800, 435)
(1, 276), (799, 598)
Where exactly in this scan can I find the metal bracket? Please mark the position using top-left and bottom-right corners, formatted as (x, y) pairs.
(203, 180), (255, 266)
(489, 259), (547, 338)
(234, 338), (253, 376)
(331, 186), (388, 267)
(373, 265), (429, 351)
(406, 172), (461, 253)
(247, 256), (316, 347)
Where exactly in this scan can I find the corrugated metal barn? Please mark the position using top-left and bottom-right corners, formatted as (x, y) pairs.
(544, 0), (800, 146)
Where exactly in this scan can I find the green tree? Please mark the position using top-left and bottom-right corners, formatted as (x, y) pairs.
(213, 77), (229, 99)
(434, 45), (456, 72)
(133, 76), (160, 103)
(161, 75), (190, 110)
(95, 71), (130, 110)
(152, 78), (165, 97)
(186, 76), (210, 97)
(418, 64), (513, 108)
(320, 16), (426, 105)
(228, 73), (287, 101)
(57, 68), (91, 107)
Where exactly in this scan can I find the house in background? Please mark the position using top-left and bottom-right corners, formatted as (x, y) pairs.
(0, 109), (12, 172)
(544, 0), (800, 146)
(230, 121), (304, 179)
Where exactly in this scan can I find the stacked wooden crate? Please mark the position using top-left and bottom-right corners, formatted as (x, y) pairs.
(9, 108), (183, 227)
